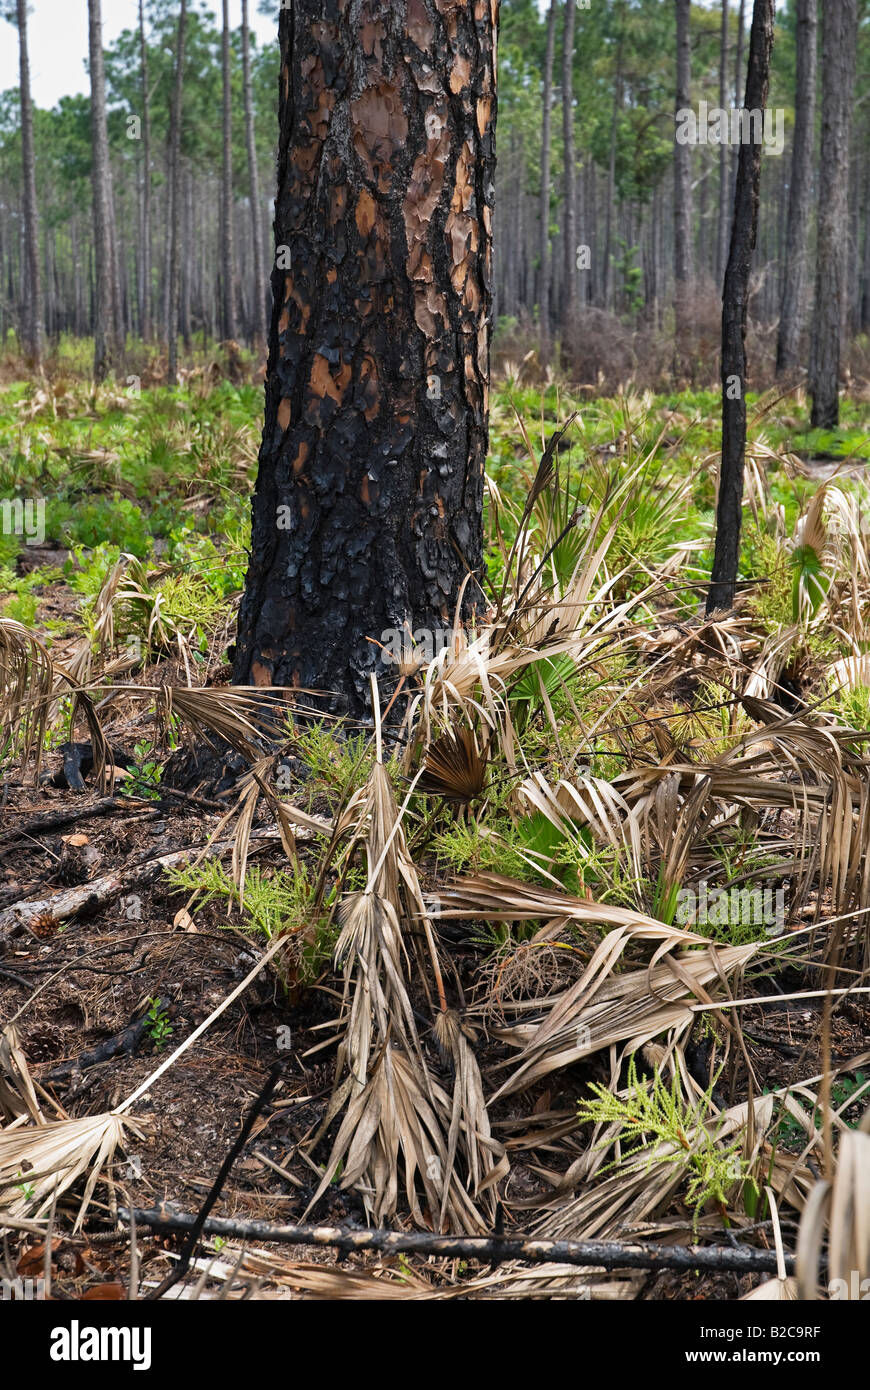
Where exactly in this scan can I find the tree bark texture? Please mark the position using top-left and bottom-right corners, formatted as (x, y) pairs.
(776, 0), (816, 375)
(233, 0), (497, 715)
(808, 0), (857, 428)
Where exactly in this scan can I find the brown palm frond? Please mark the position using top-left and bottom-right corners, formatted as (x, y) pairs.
(417, 724), (488, 804)
(154, 684), (279, 762)
(797, 1122), (870, 1299)
(306, 709), (506, 1231)
(0, 617), (55, 782)
(0, 1112), (143, 1230)
(438, 873), (757, 1098)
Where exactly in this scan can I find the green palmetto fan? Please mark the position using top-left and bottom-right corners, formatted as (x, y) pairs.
(790, 485), (832, 625)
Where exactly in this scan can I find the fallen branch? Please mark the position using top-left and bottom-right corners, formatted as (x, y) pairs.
(118, 1207), (794, 1275)
(38, 998), (172, 1084)
(0, 796), (157, 847)
(143, 1068), (281, 1301)
(0, 827), (296, 949)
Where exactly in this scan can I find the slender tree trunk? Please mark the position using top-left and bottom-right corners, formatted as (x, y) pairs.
(139, 0), (153, 342)
(233, 0), (497, 714)
(241, 0), (265, 347)
(110, 180), (125, 353)
(715, 0), (729, 287)
(808, 0), (857, 428)
(707, 0), (775, 615)
(88, 0), (117, 382)
(561, 0), (577, 328)
(16, 0), (42, 367)
(167, 0), (188, 387)
(602, 29), (623, 313)
(220, 0), (236, 342)
(673, 0), (693, 354)
(861, 160), (870, 333)
(181, 166), (192, 350)
(538, 0), (557, 360)
(776, 0), (816, 375)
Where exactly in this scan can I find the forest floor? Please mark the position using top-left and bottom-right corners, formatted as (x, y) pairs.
(2, 354), (870, 1300)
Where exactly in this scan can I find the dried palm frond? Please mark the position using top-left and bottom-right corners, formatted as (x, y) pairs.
(742, 1189), (798, 1300)
(0, 1025), (43, 1125)
(519, 771), (642, 880)
(0, 1113), (143, 1230)
(417, 724), (488, 804)
(797, 1121), (870, 1299)
(153, 684), (277, 762)
(0, 618), (55, 782)
(306, 700), (506, 1231)
(438, 873), (757, 1098)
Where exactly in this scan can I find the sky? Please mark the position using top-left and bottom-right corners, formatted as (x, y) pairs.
(0, 0), (279, 109)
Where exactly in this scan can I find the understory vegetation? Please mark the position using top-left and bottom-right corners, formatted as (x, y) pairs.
(1, 358), (869, 1300)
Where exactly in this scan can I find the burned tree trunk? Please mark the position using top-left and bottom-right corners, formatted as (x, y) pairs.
(233, 0), (497, 715)
(706, 0), (774, 616)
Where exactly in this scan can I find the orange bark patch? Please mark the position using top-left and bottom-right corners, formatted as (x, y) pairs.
(326, 267), (338, 284)
(251, 660), (273, 687)
(310, 353), (352, 404)
(292, 441), (310, 475)
(278, 399), (292, 431)
(359, 354), (380, 421)
(450, 55), (471, 94)
(355, 189), (377, 238)
(476, 95), (492, 138)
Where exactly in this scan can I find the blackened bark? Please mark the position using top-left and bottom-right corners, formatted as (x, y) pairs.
(776, 0), (816, 375)
(233, 0), (497, 716)
(808, 0), (857, 429)
(706, 0), (775, 616)
(16, 0), (42, 366)
(673, 0), (692, 349)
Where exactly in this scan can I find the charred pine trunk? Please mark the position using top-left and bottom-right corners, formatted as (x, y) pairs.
(706, 0), (774, 616)
(233, 0), (497, 716)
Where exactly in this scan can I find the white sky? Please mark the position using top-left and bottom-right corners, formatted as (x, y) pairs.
(0, 0), (279, 108)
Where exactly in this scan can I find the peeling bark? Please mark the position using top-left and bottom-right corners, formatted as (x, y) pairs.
(234, 0), (498, 715)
